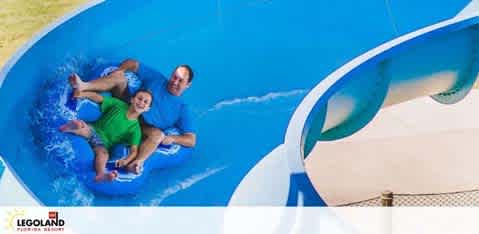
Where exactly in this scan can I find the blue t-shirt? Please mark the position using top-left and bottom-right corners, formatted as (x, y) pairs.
(139, 75), (194, 133)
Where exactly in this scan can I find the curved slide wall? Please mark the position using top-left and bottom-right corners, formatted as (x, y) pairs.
(0, 0), (474, 205)
(284, 15), (479, 206)
(304, 16), (479, 153)
(231, 5), (479, 206)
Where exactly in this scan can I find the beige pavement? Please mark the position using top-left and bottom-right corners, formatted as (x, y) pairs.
(305, 90), (479, 206)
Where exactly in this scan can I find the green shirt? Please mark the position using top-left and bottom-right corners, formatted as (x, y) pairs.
(91, 97), (141, 150)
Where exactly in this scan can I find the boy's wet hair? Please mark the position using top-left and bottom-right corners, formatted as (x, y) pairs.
(133, 89), (153, 107)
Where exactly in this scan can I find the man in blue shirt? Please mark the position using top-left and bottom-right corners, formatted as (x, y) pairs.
(69, 59), (196, 173)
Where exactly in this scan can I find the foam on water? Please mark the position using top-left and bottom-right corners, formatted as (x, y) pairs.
(32, 60), (82, 166)
(148, 166), (227, 206)
(51, 175), (94, 206)
(206, 89), (308, 113)
(29, 56), (102, 205)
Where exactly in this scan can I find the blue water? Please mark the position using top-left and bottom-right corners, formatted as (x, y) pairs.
(0, 0), (470, 206)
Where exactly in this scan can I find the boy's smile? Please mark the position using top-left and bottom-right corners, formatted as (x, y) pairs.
(130, 91), (152, 113)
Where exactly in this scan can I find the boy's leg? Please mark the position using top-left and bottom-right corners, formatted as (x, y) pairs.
(127, 125), (165, 174)
(93, 146), (118, 182)
(111, 59), (139, 98)
(118, 59), (139, 73)
(59, 120), (91, 138)
(69, 71), (129, 100)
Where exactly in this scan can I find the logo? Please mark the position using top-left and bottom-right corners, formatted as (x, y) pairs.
(5, 209), (25, 233)
(4, 209), (66, 233)
(48, 212), (57, 220)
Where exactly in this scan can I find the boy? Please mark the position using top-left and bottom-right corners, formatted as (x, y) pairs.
(61, 74), (153, 182)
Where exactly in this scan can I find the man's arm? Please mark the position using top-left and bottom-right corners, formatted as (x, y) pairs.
(74, 90), (104, 103)
(168, 105), (196, 147)
(163, 132), (196, 147)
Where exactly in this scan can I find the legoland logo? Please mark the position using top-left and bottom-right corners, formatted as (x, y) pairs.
(4, 209), (65, 233)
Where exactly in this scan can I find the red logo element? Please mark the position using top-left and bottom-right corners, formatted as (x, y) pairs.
(48, 211), (58, 219)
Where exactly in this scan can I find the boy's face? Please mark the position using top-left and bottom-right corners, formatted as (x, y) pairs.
(131, 91), (152, 113)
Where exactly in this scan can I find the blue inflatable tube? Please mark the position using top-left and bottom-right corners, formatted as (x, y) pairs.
(62, 64), (193, 195)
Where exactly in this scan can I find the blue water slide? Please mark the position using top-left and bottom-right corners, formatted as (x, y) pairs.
(0, 0), (475, 206)
(230, 2), (479, 206)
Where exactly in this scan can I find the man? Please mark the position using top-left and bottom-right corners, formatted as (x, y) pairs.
(69, 59), (196, 173)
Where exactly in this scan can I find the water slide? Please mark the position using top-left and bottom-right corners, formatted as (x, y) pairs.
(0, 0), (477, 206)
(230, 1), (479, 206)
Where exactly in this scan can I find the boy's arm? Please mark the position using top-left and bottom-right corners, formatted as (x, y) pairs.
(74, 90), (104, 103)
(116, 125), (142, 168)
(125, 145), (138, 162)
(115, 145), (138, 168)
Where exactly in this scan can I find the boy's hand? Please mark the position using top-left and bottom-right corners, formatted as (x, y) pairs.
(115, 158), (129, 168)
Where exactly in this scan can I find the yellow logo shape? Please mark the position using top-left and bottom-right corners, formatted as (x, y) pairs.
(5, 209), (26, 233)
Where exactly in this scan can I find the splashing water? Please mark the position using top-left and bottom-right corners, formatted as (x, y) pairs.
(207, 89), (308, 112)
(148, 166), (227, 206)
(51, 175), (94, 206)
(28, 56), (107, 205)
(30, 56), (112, 168)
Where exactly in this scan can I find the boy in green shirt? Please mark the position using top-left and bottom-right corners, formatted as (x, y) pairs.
(60, 79), (153, 182)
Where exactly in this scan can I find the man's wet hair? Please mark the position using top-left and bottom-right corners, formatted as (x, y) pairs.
(133, 89), (153, 107)
(177, 64), (194, 83)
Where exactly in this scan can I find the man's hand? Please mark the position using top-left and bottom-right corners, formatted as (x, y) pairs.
(126, 159), (144, 174)
(161, 133), (196, 147)
(115, 158), (129, 168)
(162, 136), (176, 145)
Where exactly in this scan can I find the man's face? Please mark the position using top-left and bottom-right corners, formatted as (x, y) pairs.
(167, 66), (191, 96)
(131, 91), (152, 113)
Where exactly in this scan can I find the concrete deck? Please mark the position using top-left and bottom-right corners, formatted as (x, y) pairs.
(305, 90), (479, 206)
